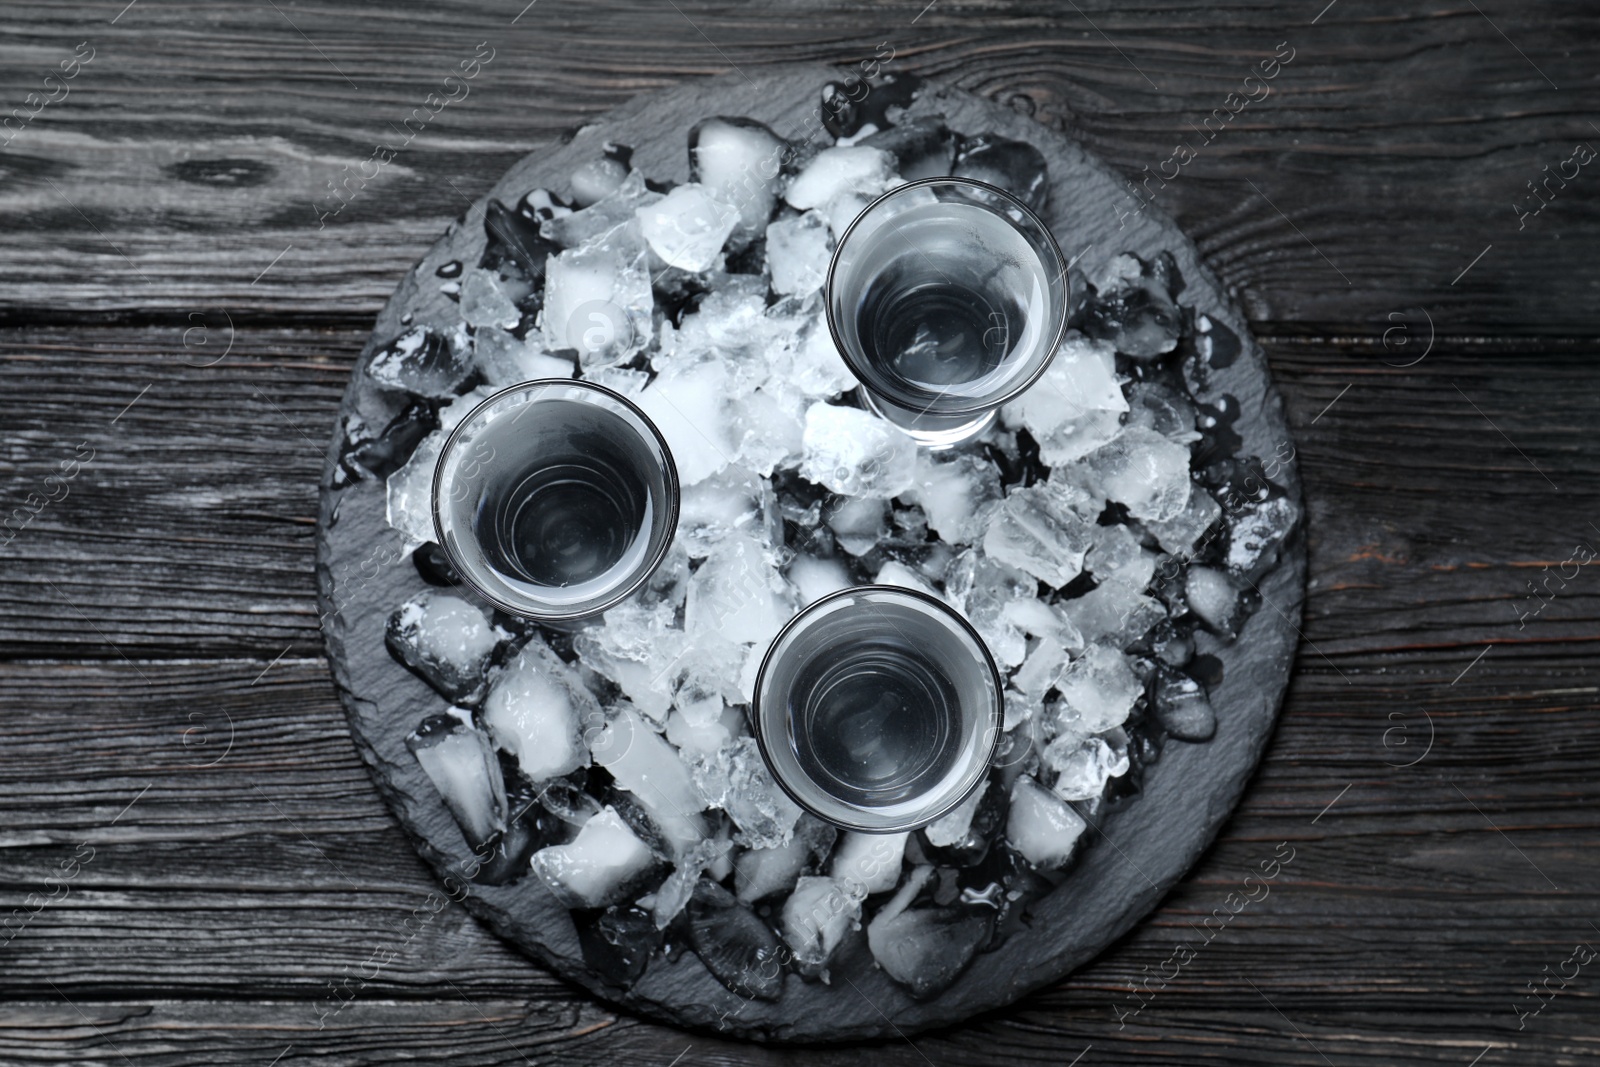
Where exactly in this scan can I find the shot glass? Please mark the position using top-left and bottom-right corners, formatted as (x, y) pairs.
(432, 379), (680, 627)
(752, 585), (1003, 833)
(825, 176), (1070, 447)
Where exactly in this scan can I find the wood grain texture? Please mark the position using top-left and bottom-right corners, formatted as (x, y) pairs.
(3, 0), (1598, 1060)
(0, 1), (1597, 329)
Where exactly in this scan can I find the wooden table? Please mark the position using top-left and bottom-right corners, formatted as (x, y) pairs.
(2, 2), (1596, 1063)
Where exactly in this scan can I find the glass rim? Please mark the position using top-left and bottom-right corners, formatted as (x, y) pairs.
(430, 376), (681, 623)
(751, 583), (1005, 834)
(823, 175), (1071, 418)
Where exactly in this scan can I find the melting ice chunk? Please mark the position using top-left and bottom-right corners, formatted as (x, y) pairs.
(800, 404), (917, 497)
(687, 880), (787, 1001)
(459, 269), (523, 331)
(1082, 426), (1193, 523)
(406, 712), (507, 850)
(1006, 774), (1086, 869)
(830, 831), (908, 895)
(866, 870), (989, 998)
(480, 641), (595, 783)
(677, 466), (782, 559)
(634, 358), (737, 486)
(574, 601), (685, 723)
(1043, 735), (1130, 801)
(732, 814), (836, 903)
(637, 183), (740, 273)
(541, 220), (653, 369)
(1146, 487), (1222, 557)
(685, 533), (796, 650)
(727, 387), (805, 477)
(1225, 494), (1300, 578)
(366, 325), (474, 399)
(1152, 667), (1217, 741)
(386, 591), (507, 705)
(541, 169), (662, 248)
(784, 146), (897, 212)
(651, 837), (731, 929)
(781, 874), (866, 970)
(691, 736), (803, 849)
(472, 327), (575, 387)
(983, 481), (1097, 589)
(591, 706), (707, 861)
(1001, 333), (1126, 466)
(1186, 565), (1252, 639)
(1052, 644), (1142, 737)
(945, 548), (1039, 669)
(903, 450), (1002, 546)
(531, 805), (655, 908)
(786, 553), (853, 607)
(827, 495), (888, 556)
(766, 211), (833, 296)
(687, 116), (788, 236)
(783, 315), (859, 399)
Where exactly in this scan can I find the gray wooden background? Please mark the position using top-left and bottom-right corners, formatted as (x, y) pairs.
(1, 1), (1597, 1064)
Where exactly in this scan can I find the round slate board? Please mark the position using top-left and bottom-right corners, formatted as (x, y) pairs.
(315, 62), (1307, 1043)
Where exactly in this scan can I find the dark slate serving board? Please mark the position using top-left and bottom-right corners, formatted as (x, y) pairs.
(315, 62), (1307, 1043)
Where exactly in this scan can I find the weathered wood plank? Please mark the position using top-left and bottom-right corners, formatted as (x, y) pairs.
(0, 2), (1597, 329)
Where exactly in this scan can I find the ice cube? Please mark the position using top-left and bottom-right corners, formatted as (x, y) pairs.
(867, 894), (989, 998)
(733, 814), (836, 902)
(952, 132), (1050, 212)
(1010, 636), (1068, 703)
(1052, 644), (1142, 737)
(472, 327), (574, 387)
(591, 706), (707, 861)
(923, 786), (984, 848)
(1081, 252), (1182, 360)
(781, 874), (866, 969)
(386, 591), (508, 705)
(827, 495), (888, 556)
(1001, 596), (1085, 652)
(1066, 583), (1165, 648)
(531, 805), (656, 908)
(480, 641), (595, 783)
(685, 533), (796, 650)
(944, 548), (1038, 669)
(384, 431), (444, 547)
(665, 704), (739, 758)
(784, 145), (897, 212)
(1225, 494), (1301, 578)
(691, 736), (803, 849)
(727, 387), (805, 476)
(574, 601), (685, 723)
(677, 466), (781, 559)
(983, 481), (1097, 589)
(830, 831), (908, 895)
(1127, 379), (1199, 443)
(902, 450), (1002, 546)
(634, 358), (737, 485)
(800, 404), (917, 497)
(1186, 565), (1254, 639)
(1152, 666), (1216, 741)
(575, 904), (657, 989)
(541, 169), (663, 248)
(1000, 333), (1126, 466)
(1005, 774), (1086, 870)
(1146, 487), (1222, 557)
(783, 314), (859, 399)
(407, 712), (507, 849)
(1086, 524), (1156, 589)
(859, 117), (957, 182)
(365, 324), (474, 399)
(766, 211), (833, 296)
(1043, 735), (1130, 801)
(687, 117), (788, 237)
(459, 269), (523, 331)
(636, 183), (740, 273)
(786, 553), (853, 606)
(874, 559), (939, 598)
(1082, 426), (1193, 523)
(569, 144), (631, 207)
(541, 219), (653, 369)
(651, 837), (731, 929)
(687, 880), (787, 1001)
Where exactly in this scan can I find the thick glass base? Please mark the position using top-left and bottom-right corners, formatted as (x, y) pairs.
(859, 390), (997, 449)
